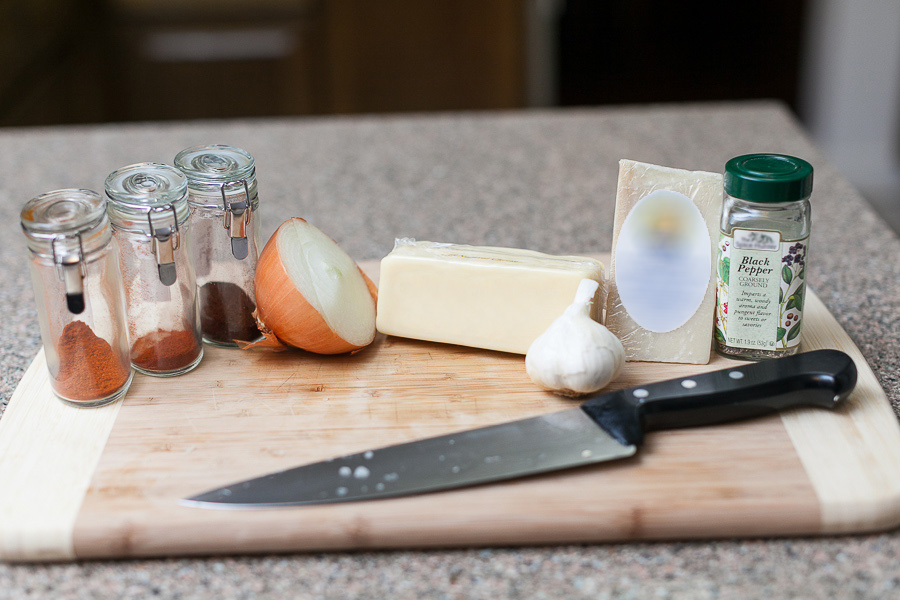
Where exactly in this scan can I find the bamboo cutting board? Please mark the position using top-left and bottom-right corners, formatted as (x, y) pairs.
(2, 256), (900, 562)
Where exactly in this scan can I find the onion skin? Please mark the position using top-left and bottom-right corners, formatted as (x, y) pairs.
(252, 218), (378, 354)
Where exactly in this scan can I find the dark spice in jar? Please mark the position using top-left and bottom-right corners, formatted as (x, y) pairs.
(199, 281), (259, 344)
(56, 320), (130, 402)
(131, 328), (202, 372)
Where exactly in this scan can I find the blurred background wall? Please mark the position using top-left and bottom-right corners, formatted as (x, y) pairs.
(0, 0), (897, 232)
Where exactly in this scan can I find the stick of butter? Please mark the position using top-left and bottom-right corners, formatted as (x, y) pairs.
(606, 159), (723, 364)
(376, 240), (607, 354)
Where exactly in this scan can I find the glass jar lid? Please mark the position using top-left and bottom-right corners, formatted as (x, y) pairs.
(105, 163), (190, 232)
(22, 188), (105, 234)
(20, 189), (111, 258)
(174, 144), (258, 207)
(724, 154), (813, 203)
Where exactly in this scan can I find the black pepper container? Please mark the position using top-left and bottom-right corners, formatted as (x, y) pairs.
(715, 154), (813, 360)
(175, 144), (262, 347)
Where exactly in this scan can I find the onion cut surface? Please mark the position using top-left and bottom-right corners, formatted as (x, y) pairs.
(248, 218), (377, 354)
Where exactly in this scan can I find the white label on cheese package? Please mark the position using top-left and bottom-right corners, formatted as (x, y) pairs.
(614, 190), (712, 333)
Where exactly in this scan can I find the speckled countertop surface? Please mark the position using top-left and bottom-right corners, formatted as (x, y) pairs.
(1, 102), (899, 599)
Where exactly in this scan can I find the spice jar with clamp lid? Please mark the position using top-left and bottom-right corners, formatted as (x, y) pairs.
(20, 189), (133, 407)
(105, 163), (203, 376)
(175, 144), (261, 347)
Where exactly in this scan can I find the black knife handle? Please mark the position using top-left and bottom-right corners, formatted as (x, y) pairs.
(581, 349), (857, 447)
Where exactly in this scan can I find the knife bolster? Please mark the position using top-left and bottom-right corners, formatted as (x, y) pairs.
(581, 394), (644, 447)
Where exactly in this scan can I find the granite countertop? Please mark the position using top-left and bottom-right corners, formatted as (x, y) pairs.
(1, 101), (899, 599)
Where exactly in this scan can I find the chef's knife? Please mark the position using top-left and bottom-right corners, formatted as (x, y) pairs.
(183, 349), (856, 509)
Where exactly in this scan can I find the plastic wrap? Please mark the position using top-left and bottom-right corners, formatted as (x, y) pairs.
(605, 159), (724, 364)
(377, 240), (607, 354)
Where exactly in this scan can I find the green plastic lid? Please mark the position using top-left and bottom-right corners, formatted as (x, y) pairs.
(724, 154), (813, 203)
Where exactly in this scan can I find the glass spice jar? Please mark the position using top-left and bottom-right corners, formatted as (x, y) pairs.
(20, 189), (133, 407)
(105, 163), (203, 376)
(715, 154), (813, 360)
(174, 144), (261, 347)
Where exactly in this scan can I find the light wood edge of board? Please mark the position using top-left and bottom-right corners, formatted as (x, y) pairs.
(783, 290), (900, 534)
(0, 350), (123, 561)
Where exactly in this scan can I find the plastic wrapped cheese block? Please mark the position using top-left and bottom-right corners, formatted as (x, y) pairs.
(376, 239), (606, 354)
(606, 159), (724, 364)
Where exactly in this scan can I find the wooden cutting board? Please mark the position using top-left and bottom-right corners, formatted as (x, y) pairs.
(2, 256), (900, 562)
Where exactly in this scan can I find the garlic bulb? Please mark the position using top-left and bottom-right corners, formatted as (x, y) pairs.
(525, 278), (625, 397)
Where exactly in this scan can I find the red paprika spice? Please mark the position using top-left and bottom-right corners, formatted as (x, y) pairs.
(55, 320), (131, 402)
(131, 328), (202, 372)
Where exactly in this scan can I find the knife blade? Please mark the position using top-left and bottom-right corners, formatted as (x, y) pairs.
(183, 349), (857, 509)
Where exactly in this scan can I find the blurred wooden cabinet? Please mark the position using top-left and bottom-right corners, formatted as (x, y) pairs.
(0, 0), (528, 125)
(1, 0), (805, 126)
(103, 0), (328, 120)
(0, 0), (108, 125)
(323, 0), (526, 113)
(107, 0), (526, 121)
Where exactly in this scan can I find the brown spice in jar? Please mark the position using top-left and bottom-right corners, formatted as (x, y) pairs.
(56, 320), (130, 402)
(131, 328), (202, 372)
(199, 281), (259, 344)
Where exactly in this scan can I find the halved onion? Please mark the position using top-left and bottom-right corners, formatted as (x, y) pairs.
(244, 218), (378, 354)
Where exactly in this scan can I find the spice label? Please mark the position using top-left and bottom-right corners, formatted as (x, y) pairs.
(715, 231), (808, 351)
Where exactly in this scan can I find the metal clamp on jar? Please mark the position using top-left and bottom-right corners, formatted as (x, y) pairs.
(105, 163), (203, 377)
(175, 145), (261, 347)
(20, 189), (133, 407)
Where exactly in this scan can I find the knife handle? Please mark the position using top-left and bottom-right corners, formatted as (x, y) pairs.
(581, 349), (857, 446)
